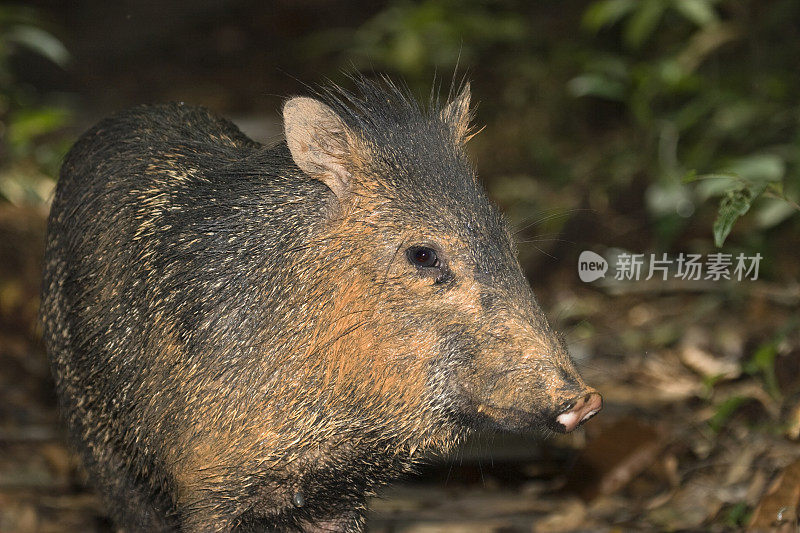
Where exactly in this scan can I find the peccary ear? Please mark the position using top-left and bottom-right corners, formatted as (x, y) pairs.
(441, 82), (473, 145)
(283, 97), (352, 198)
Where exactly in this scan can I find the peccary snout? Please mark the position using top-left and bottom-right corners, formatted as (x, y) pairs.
(557, 391), (603, 432)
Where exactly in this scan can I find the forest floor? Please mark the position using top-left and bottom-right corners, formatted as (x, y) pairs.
(0, 204), (798, 532)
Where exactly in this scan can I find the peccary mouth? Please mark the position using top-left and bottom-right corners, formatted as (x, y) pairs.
(449, 378), (601, 434)
(465, 400), (578, 434)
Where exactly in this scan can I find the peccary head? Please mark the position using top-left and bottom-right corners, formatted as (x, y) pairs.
(282, 78), (600, 451)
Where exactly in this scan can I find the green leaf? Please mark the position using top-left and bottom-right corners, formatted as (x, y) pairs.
(624, 0), (666, 49)
(743, 342), (776, 375)
(657, 58), (688, 87)
(682, 171), (737, 184)
(646, 180), (694, 216)
(712, 184), (765, 246)
(744, 341), (781, 400)
(681, 169), (698, 183)
(674, 0), (719, 27)
(727, 153), (785, 184)
(8, 106), (71, 149)
(724, 502), (752, 528)
(567, 73), (626, 100)
(6, 25), (70, 67)
(582, 0), (637, 32)
(709, 395), (747, 432)
(756, 197), (797, 228)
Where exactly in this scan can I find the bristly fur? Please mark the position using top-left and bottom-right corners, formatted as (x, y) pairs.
(315, 74), (465, 136)
(40, 75), (599, 532)
(309, 75), (502, 258)
(313, 74), (477, 184)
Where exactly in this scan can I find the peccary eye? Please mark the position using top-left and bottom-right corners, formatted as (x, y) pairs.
(406, 246), (439, 268)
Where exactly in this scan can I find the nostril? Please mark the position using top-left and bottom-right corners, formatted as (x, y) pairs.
(556, 391), (602, 432)
(580, 392), (603, 422)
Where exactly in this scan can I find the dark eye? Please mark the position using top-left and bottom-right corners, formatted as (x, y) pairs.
(406, 246), (439, 268)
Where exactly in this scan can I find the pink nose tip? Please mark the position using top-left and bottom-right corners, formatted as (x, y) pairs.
(557, 391), (602, 432)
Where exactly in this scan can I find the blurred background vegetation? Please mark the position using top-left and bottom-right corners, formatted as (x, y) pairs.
(4, 0), (799, 271)
(1, 1), (799, 531)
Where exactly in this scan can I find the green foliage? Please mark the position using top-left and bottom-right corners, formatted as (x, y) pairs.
(684, 157), (794, 246)
(713, 185), (762, 248)
(705, 317), (797, 434)
(743, 340), (780, 400)
(708, 394), (747, 433)
(0, 5), (72, 205)
(315, 0), (799, 259)
(684, 147), (800, 243)
(576, 0), (800, 247)
(0, 5), (69, 73)
(722, 502), (752, 528)
(305, 0), (527, 89)
(583, 0), (719, 48)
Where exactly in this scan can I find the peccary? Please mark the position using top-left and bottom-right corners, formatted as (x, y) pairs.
(40, 77), (602, 532)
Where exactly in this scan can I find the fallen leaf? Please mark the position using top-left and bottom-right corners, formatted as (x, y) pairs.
(532, 498), (587, 533)
(749, 459), (800, 531)
(680, 344), (740, 380)
(786, 403), (800, 441)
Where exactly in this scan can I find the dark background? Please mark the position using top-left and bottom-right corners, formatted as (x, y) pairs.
(1, 1), (799, 531)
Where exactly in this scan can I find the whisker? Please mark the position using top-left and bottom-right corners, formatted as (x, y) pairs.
(512, 207), (593, 236)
